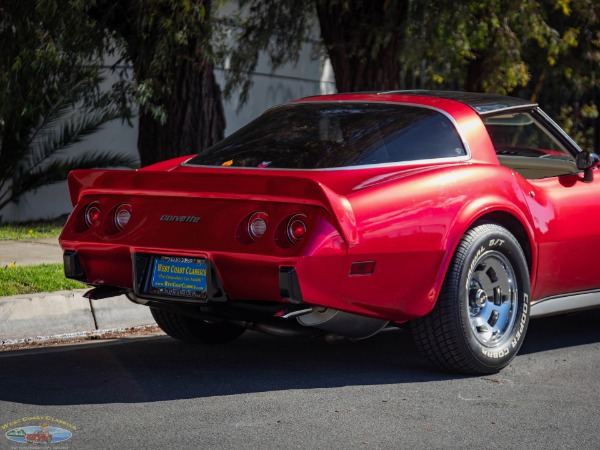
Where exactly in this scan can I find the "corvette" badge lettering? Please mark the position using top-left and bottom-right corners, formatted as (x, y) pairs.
(160, 215), (201, 223)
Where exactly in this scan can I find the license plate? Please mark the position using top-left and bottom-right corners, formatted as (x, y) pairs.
(149, 256), (207, 299)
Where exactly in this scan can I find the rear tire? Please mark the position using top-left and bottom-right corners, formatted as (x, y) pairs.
(411, 223), (530, 374)
(151, 308), (245, 344)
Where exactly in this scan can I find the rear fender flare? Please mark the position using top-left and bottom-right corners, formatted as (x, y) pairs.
(431, 198), (537, 311)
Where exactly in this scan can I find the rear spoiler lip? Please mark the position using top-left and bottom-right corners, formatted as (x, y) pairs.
(67, 169), (359, 247)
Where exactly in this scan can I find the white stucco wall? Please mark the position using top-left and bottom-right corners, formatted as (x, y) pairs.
(1, 20), (335, 223)
(217, 54), (335, 135)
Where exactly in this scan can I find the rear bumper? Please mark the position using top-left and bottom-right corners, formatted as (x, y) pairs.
(61, 241), (444, 322)
(60, 242), (394, 319)
(61, 243), (344, 304)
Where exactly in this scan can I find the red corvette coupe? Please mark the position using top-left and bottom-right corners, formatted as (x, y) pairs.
(60, 91), (600, 374)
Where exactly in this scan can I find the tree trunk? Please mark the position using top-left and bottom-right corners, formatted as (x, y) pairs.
(465, 57), (485, 93)
(138, 49), (225, 166)
(88, 0), (225, 167)
(315, 1), (408, 92)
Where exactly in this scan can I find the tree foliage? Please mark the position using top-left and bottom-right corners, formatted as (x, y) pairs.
(0, 1), (136, 213)
(522, 0), (600, 150)
(3, 0), (598, 215)
(226, 0), (600, 149)
(223, 0), (315, 104)
(0, 0), (227, 214)
(79, 0), (226, 165)
(314, 0), (409, 91)
(86, 0), (225, 166)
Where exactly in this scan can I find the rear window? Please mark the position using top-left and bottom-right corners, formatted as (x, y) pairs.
(187, 103), (466, 169)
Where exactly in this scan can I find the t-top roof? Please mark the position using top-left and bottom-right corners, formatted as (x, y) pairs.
(382, 90), (537, 115)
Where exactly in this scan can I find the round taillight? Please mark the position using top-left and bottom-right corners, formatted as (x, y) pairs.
(84, 202), (100, 228)
(114, 204), (132, 230)
(248, 212), (269, 240)
(287, 214), (307, 244)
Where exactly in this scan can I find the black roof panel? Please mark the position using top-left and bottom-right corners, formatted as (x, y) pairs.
(381, 90), (536, 115)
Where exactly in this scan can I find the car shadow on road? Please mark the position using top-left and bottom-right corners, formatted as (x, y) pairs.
(0, 328), (456, 405)
(519, 308), (600, 355)
(1, 310), (598, 406)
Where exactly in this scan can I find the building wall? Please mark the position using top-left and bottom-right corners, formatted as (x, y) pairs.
(1, 33), (335, 223)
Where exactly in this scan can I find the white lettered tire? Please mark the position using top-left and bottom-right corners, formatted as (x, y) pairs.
(411, 223), (530, 374)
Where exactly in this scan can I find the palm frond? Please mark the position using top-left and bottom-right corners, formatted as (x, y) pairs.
(2, 151), (138, 210)
(25, 73), (106, 150)
(28, 108), (121, 171)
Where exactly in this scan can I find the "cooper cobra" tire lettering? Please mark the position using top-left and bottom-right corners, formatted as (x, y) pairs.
(481, 347), (509, 358)
(511, 294), (529, 348)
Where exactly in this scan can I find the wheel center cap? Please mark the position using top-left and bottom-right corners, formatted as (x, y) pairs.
(470, 288), (488, 308)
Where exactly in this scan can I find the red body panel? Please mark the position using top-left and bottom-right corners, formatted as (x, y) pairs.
(519, 174), (600, 298)
(59, 93), (600, 323)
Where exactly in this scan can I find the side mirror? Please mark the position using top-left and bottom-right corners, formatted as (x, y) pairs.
(576, 151), (600, 182)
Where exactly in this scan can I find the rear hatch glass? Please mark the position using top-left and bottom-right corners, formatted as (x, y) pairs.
(187, 102), (466, 169)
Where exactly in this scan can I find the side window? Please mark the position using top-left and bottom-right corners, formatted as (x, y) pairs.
(382, 113), (466, 163)
(483, 111), (577, 179)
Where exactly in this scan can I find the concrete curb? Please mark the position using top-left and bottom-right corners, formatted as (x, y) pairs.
(0, 289), (156, 343)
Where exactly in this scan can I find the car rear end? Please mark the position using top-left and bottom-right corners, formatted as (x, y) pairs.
(60, 166), (352, 309)
(60, 96), (478, 339)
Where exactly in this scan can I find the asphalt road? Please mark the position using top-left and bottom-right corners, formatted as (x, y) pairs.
(1, 311), (599, 450)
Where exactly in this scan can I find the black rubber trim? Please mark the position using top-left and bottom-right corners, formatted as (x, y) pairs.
(63, 251), (87, 282)
(279, 266), (303, 303)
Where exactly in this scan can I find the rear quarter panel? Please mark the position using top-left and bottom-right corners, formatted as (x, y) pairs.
(341, 163), (537, 320)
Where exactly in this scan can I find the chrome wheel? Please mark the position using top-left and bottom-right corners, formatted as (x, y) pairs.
(467, 250), (518, 347)
(411, 223), (530, 374)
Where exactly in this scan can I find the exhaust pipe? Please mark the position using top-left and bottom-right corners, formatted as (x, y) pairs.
(230, 321), (322, 338)
(297, 308), (388, 340)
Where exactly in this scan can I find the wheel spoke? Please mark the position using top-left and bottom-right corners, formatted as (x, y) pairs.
(467, 250), (518, 347)
(474, 302), (494, 323)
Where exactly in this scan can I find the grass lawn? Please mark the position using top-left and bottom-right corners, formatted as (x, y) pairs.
(0, 263), (86, 296)
(0, 218), (66, 240)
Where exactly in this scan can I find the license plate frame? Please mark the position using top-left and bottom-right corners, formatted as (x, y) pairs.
(147, 255), (208, 300)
